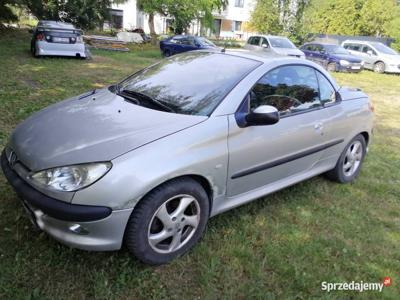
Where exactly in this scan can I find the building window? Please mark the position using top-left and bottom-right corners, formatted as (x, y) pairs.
(235, 0), (244, 7)
(109, 9), (123, 29)
(234, 21), (242, 31)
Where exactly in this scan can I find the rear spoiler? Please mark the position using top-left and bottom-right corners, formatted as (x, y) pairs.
(37, 26), (83, 35)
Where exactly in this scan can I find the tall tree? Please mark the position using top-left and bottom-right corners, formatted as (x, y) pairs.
(0, 0), (20, 25)
(249, 0), (282, 35)
(23, 0), (126, 29)
(358, 0), (397, 37)
(137, 0), (164, 42)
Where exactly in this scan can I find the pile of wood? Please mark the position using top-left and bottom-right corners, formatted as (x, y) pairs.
(83, 35), (130, 52)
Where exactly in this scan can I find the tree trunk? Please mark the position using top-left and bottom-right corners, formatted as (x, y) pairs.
(148, 12), (157, 45)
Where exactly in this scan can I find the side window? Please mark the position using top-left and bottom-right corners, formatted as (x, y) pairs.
(252, 36), (261, 45)
(362, 45), (377, 55)
(260, 37), (269, 47)
(249, 65), (322, 117)
(316, 71), (336, 105)
(247, 37), (253, 44)
(345, 43), (361, 52)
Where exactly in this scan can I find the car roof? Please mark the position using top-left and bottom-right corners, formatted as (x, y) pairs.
(342, 40), (371, 45)
(250, 35), (290, 39)
(37, 20), (76, 29)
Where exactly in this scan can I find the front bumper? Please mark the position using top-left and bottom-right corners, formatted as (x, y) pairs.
(385, 64), (400, 73)
(1, 151), (132, 251)
(338, 63), (363, 73)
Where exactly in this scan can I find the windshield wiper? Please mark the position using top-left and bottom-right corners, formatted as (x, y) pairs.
(118, 89), (176, 113)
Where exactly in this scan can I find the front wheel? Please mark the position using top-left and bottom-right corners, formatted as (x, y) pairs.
(374, 61), (385, 73)
(325, 134), (366, 183)
(124, 178), (210, 265)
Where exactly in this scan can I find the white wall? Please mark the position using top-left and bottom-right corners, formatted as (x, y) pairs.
(111, 0), (166, 34)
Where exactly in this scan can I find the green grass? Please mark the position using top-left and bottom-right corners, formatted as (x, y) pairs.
(0, 29), (399, 299)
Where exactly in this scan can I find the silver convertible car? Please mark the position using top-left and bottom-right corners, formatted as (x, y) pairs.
(1, 51), (373, 265)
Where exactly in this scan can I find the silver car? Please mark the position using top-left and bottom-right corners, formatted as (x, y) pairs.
(30, 21), (87, 58)
(244, 35), (305, 59)
(342, 40), (400, 74)
(1, 51), (373, 265)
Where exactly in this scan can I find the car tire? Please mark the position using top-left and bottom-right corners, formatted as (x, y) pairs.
(163, 49), (171, 57)
(325, 134), (366, 183)
(374, 61), (385, 73)
(327, 62), (337, 72)
(124, 177), (210, 265)
(31, 44), (39, 58)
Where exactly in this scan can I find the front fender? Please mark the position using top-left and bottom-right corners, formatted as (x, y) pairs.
(72, 116), (229, 210)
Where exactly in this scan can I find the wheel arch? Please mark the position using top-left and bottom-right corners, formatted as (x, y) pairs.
(359, 131), (370, 146)
(135, 174), (214, 215)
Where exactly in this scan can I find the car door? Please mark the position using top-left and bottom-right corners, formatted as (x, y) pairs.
(248, 36), (261, 51)
(313, 45), (325, 66)
(259, 37), (273, 54)
(306, 44), (318, 63)
(360, 45), (377, 69)
(227, 65), (331, 196)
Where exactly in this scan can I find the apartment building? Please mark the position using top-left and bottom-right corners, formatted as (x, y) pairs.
(108, 0), (256, 40)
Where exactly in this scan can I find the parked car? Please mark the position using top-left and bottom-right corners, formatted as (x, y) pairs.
(30, 20), (87, 58)
(342, 40), (400, 74)
(159, 35), (218, 57)
(300, 43), (364, 73)
(244, 35), (305, 59)
(1, 51), (373, 265)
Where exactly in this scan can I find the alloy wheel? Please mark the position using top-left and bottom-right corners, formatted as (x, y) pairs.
(148, 194), (200, 254)
(342, 140), (363, 177)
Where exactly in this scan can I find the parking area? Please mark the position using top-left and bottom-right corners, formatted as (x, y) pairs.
(0, 30), (399, 299)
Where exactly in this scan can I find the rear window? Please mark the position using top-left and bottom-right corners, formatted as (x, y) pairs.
(118, 52), (261, 116)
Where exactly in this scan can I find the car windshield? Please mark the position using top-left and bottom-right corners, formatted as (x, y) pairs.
(370, 42), (398, 55)
(269, 37), (296, 49)
(324, 45), (349, 55)
(117, 52), (261, 116)
(196, 37), (216, 47)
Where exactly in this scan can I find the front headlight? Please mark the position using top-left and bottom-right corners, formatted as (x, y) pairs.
(340, 60), (350, 66)
(361, 61), (365, 66)
(29, 162), (112, 192)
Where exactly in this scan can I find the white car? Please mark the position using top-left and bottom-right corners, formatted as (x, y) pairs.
(30, 21), (87, 58)
(342, 40), (400, 74)
(244, 35), (305, 59)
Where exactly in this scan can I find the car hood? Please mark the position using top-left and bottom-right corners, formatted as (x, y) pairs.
(381, 53), (400, 63)
(330, 53), (362, 63)
(9, 88), (207, 171)
(273, 48), (304, 57)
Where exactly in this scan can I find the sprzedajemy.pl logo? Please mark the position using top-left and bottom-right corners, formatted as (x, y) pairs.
(321, 277), (392, 293)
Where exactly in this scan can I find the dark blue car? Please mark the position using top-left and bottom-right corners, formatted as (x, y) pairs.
(300, 43), (364, 73)
(160, 35), (218, 57)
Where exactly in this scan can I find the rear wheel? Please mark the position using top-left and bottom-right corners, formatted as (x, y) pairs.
(327, 62), (337, 72)
(325, 134), (366, 183)
(374, 61), (385, 73)
(163, 49), (171, 57)
(124, 178), (209, 265)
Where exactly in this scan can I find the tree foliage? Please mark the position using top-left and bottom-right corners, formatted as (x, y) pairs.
(249, 0), (309, 44)
(0, 0), (20, 23)
(22, 0), (126, 29)
(138, 0), (227, 35)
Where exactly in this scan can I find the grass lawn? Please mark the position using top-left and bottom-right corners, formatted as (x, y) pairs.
(0, 29), (399, 299)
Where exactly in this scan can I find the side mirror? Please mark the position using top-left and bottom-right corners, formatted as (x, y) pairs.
(245, 105), (279, 126)
(261, 43), (269, 48)
(367, 50), (373, 56)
